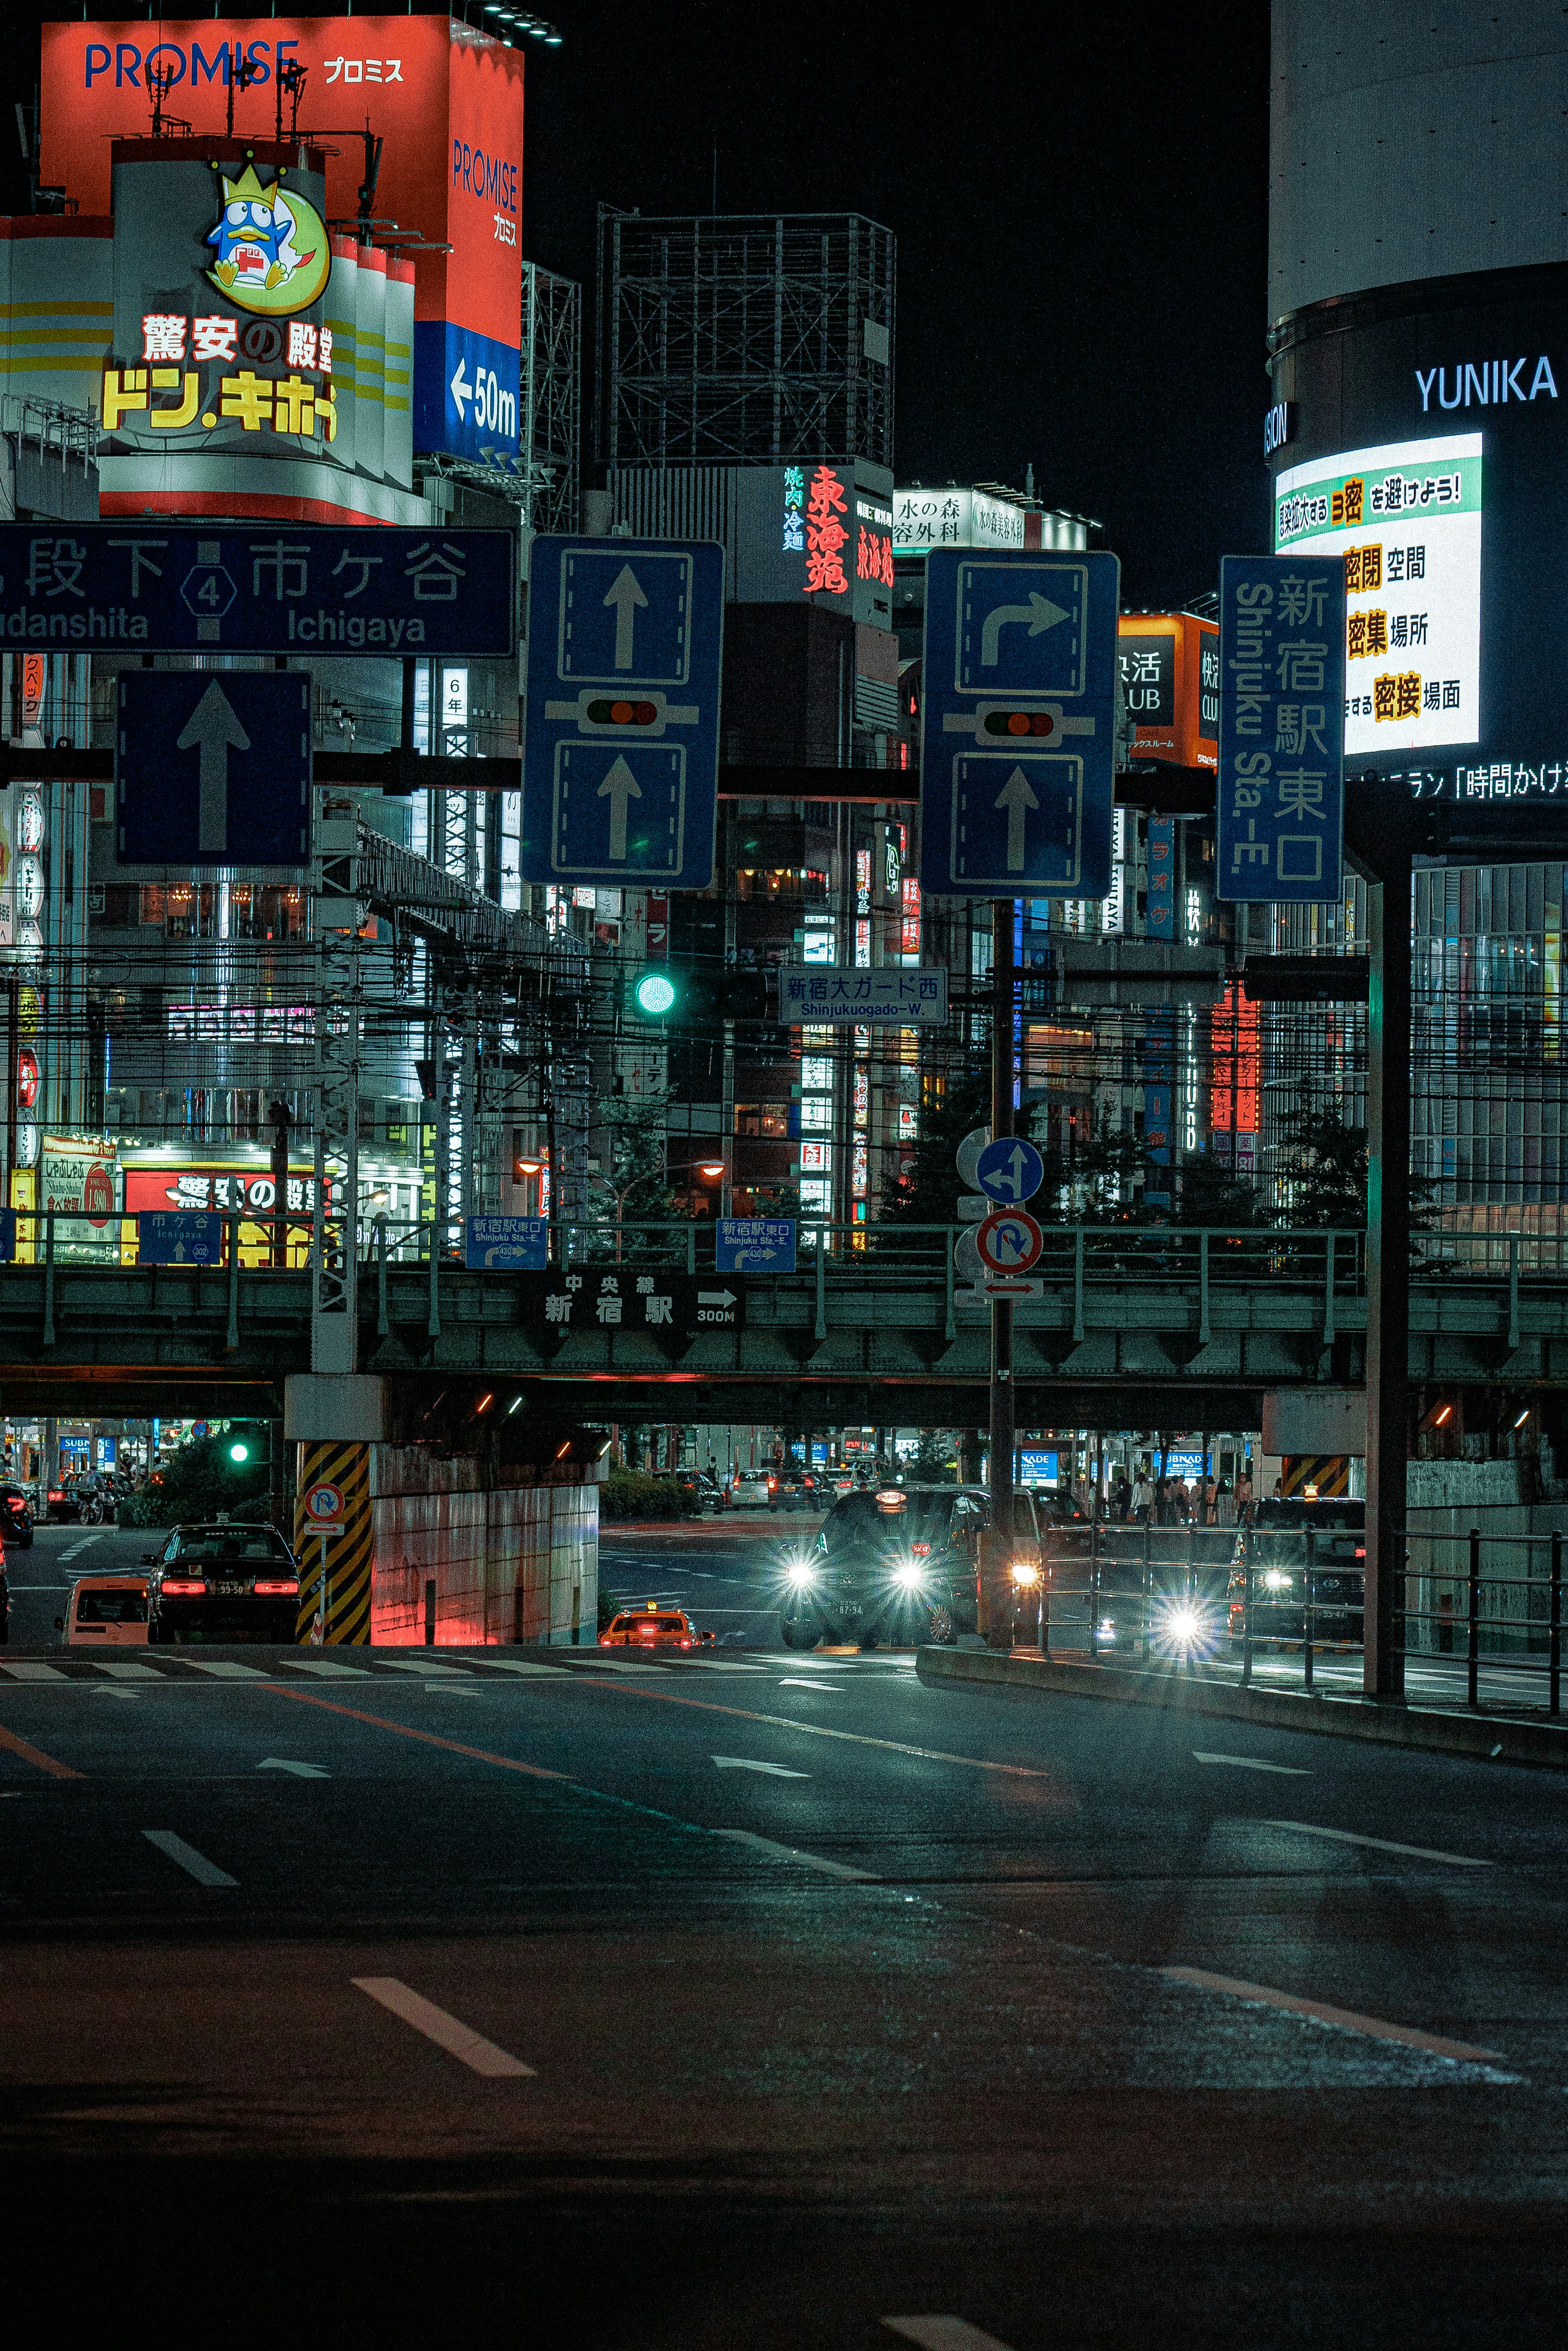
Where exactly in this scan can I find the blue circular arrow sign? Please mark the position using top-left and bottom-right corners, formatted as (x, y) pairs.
(975, 1135), (1046, 1204)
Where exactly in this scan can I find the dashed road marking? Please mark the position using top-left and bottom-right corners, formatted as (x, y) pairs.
(1264, 1819), (1491, 1867)
(712, 1755), (810, 1777)
(1162, 1965), (1515, 2072)
(715, 1828), (875, 1880)
(883, 2322), (1019, 2351)
(142, 1829), (236, 1887)
(352, 1977), (535, 2077)
(1193, 1751), (1309, 1775)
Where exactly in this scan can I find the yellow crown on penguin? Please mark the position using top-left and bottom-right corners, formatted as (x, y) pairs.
(218, 162), (284, 210)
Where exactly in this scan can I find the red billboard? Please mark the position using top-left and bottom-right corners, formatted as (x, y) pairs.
(38, 17), (523, 454)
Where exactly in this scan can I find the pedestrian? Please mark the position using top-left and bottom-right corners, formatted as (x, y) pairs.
(1234, 1468), (1254, 1523)
(1202, 1474), (1218, 1526)
(1111, 1472), (1131, 1524)
(1131, 1470), (1153, 1525)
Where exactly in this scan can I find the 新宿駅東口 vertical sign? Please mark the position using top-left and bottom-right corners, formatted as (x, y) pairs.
(1217, 555), (1346, 903)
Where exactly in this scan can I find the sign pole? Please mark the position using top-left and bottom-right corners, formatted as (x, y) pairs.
(1363, 843), (1411, 1701)
(984, 898), (1016, 1648)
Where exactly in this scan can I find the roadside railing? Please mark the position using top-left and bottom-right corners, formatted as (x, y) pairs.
(1018, 1519), (1568, 1718)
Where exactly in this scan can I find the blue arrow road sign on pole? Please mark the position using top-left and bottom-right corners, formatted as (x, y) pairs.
(974, 1136), (1045, 1204)
(521, 536), (724, 890)
(1216, 554), (1345, 903)
(116, 673), (310, 868)
(919, 549), (1120, 897)
(716, 1217), (796, 1273)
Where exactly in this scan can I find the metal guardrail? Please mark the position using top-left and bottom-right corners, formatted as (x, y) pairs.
(1022, 1519), (1568, 1718)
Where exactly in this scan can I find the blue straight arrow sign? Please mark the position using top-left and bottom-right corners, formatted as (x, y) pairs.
(116, 672), (310, 868)
(521, 536), (725, 891)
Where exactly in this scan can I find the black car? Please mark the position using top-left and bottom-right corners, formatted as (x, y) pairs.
(1228, 1497), (1366, 1648)
(673, 1468), (723, 1515)
(780, 1482), (1069, 1649)
(143, 1520), (301, 1644)
(0, 1484), (34, 1549)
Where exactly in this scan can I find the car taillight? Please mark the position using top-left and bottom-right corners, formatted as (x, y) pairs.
(253, 1579), (298, 1595)
(161, 1578), (206, 1595)
(1354, 1547), (1366, 1558)
(679, 1637), (691, 1648)
(912, 1541), (931, 1557)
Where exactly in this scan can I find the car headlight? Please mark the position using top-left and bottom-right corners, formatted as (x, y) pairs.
(1160, 1602), (1204, 1644)
(892, 1562), (926, 1590)
(784, 1562), (817, 1586)
(1010, 1561), (1040, 1587)
(1263, 1569), (1293, 1591)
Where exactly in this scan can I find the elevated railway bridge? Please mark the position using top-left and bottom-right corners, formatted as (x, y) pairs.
(0, 1220), (1561, 1430)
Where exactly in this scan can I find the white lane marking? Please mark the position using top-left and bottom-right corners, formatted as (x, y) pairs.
(91, 1686), (140, 1700)
(883, 2319), (1019, 2349)
(1162, 1965), (1515, 2072)
(174, 1660), (270, 1680)
(1264, 1819), (1492, 1867)
(352, 1977), (535, 2077)
(142, 1829), (237, 1887)
(371, 1657), (473, 1675)
(712, 1755), (811, 1777)
(715, 1828), (875, 1880)
(0, 1661), (68, 1681)
(258, 1758), (330, 1778)
(90, 1662), (165, 1680)
(424, 1684), (481, 1695)
(568, 1657), (664, 1673)
(1193, 1751), (1309, 1776)
(676, 1659), (768, 1673)
(58, 1532), (110, 1564)
(465, 1659), (570, 1677)
(272, 1658), (373, 1678)
(777, 1678), (843, 1694)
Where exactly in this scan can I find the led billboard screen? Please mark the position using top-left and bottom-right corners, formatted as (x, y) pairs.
(1267, 276), (1568, 801)
(38, 16), (523, 469)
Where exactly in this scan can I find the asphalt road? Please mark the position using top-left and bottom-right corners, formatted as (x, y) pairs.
(4, 1515), (1568, 2344)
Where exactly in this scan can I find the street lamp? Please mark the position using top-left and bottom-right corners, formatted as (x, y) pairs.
(614, 1159), (724, 1260)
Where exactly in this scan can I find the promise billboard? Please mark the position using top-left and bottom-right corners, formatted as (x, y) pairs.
(38, 15), (523, 471)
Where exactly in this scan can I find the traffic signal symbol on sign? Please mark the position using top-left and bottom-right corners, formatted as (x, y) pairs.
(975, 1209), (1045, 1273)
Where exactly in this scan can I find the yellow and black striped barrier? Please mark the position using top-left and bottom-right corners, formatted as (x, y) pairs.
(293, 1439), (373, 1644)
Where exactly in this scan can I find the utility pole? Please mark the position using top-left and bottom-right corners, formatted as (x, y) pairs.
(1362, 834), (1411, 1700)
(983, 898), (1016, 1648)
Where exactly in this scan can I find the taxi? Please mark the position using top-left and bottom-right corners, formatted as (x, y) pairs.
(600, 1602), (715, 1651)
(58, 1575), (151, 1646)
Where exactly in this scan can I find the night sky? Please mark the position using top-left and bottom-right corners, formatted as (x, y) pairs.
(5, 3), (1272, 607)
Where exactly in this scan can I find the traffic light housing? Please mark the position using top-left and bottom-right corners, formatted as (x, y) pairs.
(627, 964), (773, 1027)
(223, 1421), (272, 1469)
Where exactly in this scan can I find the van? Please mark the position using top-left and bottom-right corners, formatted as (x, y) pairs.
(58, 1575), (151, 1646)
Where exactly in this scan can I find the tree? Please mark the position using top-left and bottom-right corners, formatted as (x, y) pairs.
(1172, 1149), (1270, 1227)
(1275, 1106), (1367, 1227)
(878, 1065), (989, 1226)
(118, 1432), (270, 1528)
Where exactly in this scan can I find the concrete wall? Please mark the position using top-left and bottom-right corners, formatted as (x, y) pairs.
(367, 1448), (600, 1646)
(1270, 0), (1568, 318)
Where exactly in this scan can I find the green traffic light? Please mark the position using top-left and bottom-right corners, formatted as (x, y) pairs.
(635, 971), (677, 1017)
(228, 1439), (250, 1463)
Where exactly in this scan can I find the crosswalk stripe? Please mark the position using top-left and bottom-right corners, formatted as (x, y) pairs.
(90, 1662), (165, 1680)
(0, 1661), (68, 1681)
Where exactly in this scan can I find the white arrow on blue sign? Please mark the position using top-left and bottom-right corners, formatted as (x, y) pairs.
(116, 673), (310, 868)
(920, 549), (1121, 898)
(465, 1215), (548, 1271)
(521, 536), (725, 891)
(716, 1217), (796, 1273)
(974, 1136), (1045, 1204)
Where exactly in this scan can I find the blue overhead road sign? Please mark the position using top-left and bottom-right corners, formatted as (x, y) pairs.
(920, 550), (1120, 897)
(521, 536), (724, 890)
(0, 526), (515, 656)
(139, 1212), (222, 1267)
(116, 673), (310, 868)
(1217, 554), (1345, 904)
